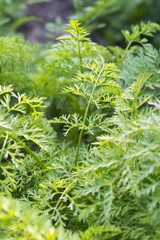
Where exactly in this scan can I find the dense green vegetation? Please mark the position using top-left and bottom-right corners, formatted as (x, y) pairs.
(1, 0), (160, 239)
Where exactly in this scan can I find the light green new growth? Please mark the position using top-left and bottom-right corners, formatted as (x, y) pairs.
(57, 20), (91, 73)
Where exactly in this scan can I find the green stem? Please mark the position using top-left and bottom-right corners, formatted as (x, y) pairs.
(54, 181), (76, 215)
(0, 133), (8, 164)
(125, 41), (132, 53)
(75, 88), (95, 166)
(9, 133), (46, 169)
(77, 32), (83, 73)
(75, 65), (105, 166)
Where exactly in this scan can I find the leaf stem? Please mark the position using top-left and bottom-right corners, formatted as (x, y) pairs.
(75, 87), (95, 166)
(9, 133), (46, 169)
(77, 32), (83, 73)
(75, 64), (105, 166)
(0, 133), (8, 164)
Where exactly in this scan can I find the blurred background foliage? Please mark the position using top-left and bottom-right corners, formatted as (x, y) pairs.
(72, 0), (160, 46)
(1, 0), (160, 46)
(0, 0), (50, 36)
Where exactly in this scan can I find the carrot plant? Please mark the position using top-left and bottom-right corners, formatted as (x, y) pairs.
(33, 20), (112, 120)
(0, 18), (160, 240)
(32, 21), (160, 239)
(47, 20), (119, 165)
(53, 58), (120, 165)
(0, 85), (56, 196)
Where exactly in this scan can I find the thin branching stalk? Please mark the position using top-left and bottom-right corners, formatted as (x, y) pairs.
(0, 133), (8, 164)
(75, 64), (105, 166)
(9, 133), (46, 169)
(77, 31), (83, 73)
(53, 180), (76, 217)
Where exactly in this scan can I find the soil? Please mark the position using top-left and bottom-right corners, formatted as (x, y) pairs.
(19, 0), (75, 43)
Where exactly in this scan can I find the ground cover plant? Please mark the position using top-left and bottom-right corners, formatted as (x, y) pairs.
(0, 12), (160, 240)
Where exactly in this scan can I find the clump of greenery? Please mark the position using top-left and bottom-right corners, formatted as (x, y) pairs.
(0, 17), (160, 240)
(109, 21), (160, 66)
(33, 20), (112, 120)
(53, 58), (120, 164)
(0, 85), (56, 197)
